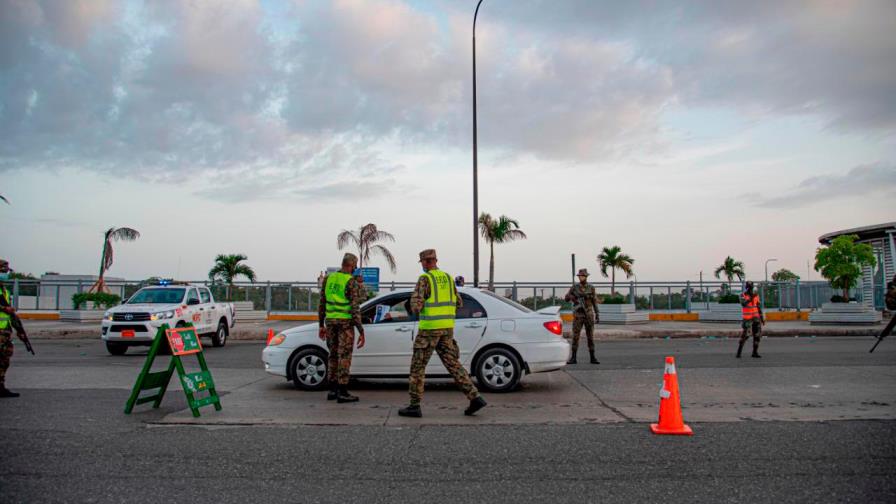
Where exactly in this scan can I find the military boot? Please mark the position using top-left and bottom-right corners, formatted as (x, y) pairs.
(398, 404), (422, 418)
(751, 344), (762, 358)
(326, 380), (338, 401)
(589, 350), (600, 365)
(464, 396), (487, 416)
(336, 387), (359, 403)
(0, 387), (20, 398)
(567, 349), (577, 365)
(736, 342), (745, 358)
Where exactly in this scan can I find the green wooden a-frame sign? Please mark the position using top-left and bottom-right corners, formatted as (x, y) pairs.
(124, 323), (222, 417)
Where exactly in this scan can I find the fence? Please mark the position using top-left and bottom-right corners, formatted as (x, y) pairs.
(6, 277), (880, 313)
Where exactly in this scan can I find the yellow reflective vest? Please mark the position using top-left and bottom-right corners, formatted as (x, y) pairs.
(418, 269), (457, 330)
(0, 287), (10, 330)
(324, 272), (353, 320)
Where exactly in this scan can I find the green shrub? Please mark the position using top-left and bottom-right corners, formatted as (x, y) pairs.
(718, 293), (741, 304)
(601, 295), (628, 304)
(829, 295), (856, 303)
(72, 292), (121, 310)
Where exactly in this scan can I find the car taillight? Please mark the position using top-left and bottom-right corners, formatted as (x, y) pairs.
(543, 320), (563, 336)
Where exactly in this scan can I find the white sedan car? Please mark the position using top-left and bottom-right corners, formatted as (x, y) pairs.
(262, 287), (570, 393)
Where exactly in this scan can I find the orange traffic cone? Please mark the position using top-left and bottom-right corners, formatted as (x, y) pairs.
(266, 328), (275, 345)
(650, 356), (693, 435)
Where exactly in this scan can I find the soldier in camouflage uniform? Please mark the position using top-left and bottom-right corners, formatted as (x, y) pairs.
(879, 275), (896, 338)
(737, 281), (765, 358)
(564, 268), (600, 364)
(317, 253), (366, 403)
(0, 259), (22, 397)
(398, 249), (486, 418)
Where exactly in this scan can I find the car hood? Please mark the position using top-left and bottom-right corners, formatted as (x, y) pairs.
(109, 303), (181, 312)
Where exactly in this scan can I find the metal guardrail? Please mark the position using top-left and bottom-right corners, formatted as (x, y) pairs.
(6, 278), (881, 313)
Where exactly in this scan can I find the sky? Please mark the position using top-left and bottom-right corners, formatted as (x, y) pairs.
(1, 0), (895, 283)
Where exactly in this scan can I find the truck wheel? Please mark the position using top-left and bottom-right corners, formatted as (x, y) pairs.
(289, 348), (328, 391)
(106, 342), (128, 356)
(474, 347), (522, 393)
(211, 320), (228, 347)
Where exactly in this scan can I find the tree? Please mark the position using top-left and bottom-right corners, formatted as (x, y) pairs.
(478, 212), (527, 291)
(0, 194), (8, 204)
(89, 227), (140, 293)
(814, 234), (876, 300)
(714, 256), (746, 288)
(597, 245), (634, 295)
(337, 223), (397, 273)
(208, 254), (256, 301)
(771, 268), (800, 282)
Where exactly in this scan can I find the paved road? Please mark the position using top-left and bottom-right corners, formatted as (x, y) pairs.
(2, 337), (895, 502)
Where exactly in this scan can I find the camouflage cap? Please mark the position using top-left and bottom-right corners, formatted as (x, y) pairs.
(577, 268), (590, 277)
(342, 253), (359, 266)
(418, 249), (437, 262)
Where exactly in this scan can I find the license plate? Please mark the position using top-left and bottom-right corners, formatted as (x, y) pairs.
(121, 330), (135, 338)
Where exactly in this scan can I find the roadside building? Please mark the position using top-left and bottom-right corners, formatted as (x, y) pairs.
(819, 222), (896, 311)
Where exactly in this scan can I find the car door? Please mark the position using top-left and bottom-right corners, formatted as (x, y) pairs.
(426, 292), (488, 373)
(199, 288), (214, 330)
(185, 288), (204, 331)
(350, 293), (416, 374)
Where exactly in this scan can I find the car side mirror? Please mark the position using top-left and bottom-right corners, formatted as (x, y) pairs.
(187, 298), (201, 306)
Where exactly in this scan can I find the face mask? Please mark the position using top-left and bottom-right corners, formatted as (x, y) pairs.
(0, 273), (8, 281)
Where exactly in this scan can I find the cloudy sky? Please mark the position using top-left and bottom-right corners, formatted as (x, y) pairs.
(2, 0), (894, 283)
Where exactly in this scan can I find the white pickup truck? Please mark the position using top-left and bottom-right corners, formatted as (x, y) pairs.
(100, 283), (235, 355)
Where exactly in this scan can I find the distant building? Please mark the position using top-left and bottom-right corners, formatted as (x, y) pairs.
(819, 222), (896, 310)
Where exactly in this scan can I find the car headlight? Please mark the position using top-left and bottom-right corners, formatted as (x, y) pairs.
(104, 312), (113, 321)
(151, 310), (175, 321)
(268, 334), (286, 346)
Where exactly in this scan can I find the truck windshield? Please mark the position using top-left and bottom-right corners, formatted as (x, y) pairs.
(127, 288), (186, 304)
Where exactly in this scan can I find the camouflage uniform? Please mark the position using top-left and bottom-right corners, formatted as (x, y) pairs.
(564, 281), (599, 357)
(317, 274), (365, 386)
(408, 274), (479, 406)
(880, 281), (896, 339)
(0, 285), (13, 389)
(738, 292), (763, 357)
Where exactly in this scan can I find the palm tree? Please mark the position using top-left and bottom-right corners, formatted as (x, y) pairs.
(478, 212), (528, 291)
(597, 245), (635, 295)
(89, 227), (140, 293)
(337, 223), (398, 273)
(714, 256), (746, 291)
(208, 254), (256, 300)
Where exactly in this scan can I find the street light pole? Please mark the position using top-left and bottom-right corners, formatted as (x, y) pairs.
(765, 258), (778, 284)
(472, 0), (484, 288)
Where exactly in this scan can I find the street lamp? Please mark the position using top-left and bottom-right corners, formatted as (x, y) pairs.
(472, 0), (484, 288)
(764, 258), (778, 284)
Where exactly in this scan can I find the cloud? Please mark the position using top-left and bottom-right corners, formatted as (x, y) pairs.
(750, 163), (896, 209)
(0, 0), (894, 201)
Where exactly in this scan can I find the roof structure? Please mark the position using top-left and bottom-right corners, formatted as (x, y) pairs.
(818, 222), (896, 245)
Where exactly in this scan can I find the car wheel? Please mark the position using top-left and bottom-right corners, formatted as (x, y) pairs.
(475, 347), (522, 393)
(211, 320), (228, 347)
(289, 348), (328, 391)
(106, 342), (128, 356)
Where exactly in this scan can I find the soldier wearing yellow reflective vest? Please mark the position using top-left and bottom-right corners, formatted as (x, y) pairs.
(317, 253), (366, 403)
(1, 258), (28, 398)
(398, 249), (486, 418)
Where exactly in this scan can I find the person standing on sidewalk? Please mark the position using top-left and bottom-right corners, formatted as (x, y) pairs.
(317, 253), (366, 403)
(398, 249), (486, 418)
(737, 281), (765, 358)
(564, 268), (600, 364)
(0, 258), (28, 398)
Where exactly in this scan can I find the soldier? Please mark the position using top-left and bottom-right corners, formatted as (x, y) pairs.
(564, 268), (600, 364)
(317, 253), (366, 403)
(398, 249), (486, 418)
(737, 281), (765, 358)
(880, 276), (896, 337)
(1, 259), (28, 398)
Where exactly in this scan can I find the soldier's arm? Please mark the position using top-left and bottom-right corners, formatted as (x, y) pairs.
(590, 287), (599, 311)
(317, 275), (328, 328)
(563, 286), (575, 302)
(410, 276), (429, 314)
(347, 278), (365, 332)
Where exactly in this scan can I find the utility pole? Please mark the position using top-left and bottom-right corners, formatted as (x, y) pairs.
(472, 0), (484, 287)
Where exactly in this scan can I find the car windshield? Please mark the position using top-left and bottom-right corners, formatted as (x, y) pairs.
(127, 288), (186, 304)
(478, 289), (533, 313)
